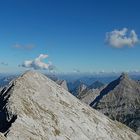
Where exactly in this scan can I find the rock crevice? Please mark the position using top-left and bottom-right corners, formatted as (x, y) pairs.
(0, 83), (17, 134)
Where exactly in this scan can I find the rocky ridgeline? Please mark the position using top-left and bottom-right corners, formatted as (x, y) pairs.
(90, 73), (140, 135)
(77, 81), (105, 105)
(0, 71), (139, 140)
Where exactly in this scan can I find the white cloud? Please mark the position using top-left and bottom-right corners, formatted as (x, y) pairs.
(13, 43), (35, 50)
(105, 28), (139, 48)
(21, 54), (54, 71)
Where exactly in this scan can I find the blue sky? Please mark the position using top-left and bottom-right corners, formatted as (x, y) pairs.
(0, 0), (140, 73)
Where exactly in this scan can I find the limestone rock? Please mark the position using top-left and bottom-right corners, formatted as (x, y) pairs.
(90, 73), (140, 134)
(0, 71), (139, 140)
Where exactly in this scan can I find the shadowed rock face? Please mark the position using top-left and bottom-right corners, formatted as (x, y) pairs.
(90, 73), (140, 134)
(0, 83), (17, 133)
(0, 71), (139, 140)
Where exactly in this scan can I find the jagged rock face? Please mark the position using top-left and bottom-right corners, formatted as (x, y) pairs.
(68, 80), (84, 94)
(77, 81), (105, 105)
(72, 83), (87, 97)
(77, 83), (87, 94)
(0, 71), (140, 140)
(56, 80), (68, 91)
(90, 73), (140, 135)
(72, 81), (104, 98)
(78, 89), (100, 105)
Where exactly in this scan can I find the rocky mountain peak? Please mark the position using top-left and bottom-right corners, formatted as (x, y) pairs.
(119, 72), (129, 81)
(78, 83), (87, 91)
(0, 71), (139, 140)
(90, 73), (140, 135)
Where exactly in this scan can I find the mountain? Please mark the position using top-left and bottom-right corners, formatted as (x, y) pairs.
(46, 74), (68, 91)
(79, 75), (119, 85)
(56, 80), (68, 91)
(0, 71), (139, 139)
(76, 83), (87, 96)
(90, 73), (140, 134)
(67, 80), (84, 92)
(78, 88), (100, 105)
(70, 81), (104, 97)
(0, 75), (17, 88)
(88, 81), (104, 89)
(71, 83), (87, 96)
(67, 80), (87, 96)
(76, 81), (104, 104)
(46, 74), (58, 81)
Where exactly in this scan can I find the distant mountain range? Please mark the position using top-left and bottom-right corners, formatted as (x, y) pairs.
(0, 71), (139, 139)
(87, 81), (104, 89)
(0, 75), (17, 88)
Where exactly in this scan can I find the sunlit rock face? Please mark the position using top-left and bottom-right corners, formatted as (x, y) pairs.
(77, 81), (105, 105)
(0, 71), (139, 140)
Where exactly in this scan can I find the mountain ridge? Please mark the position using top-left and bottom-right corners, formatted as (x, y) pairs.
(0, 71), (139, 140)
(90, 73), (140, 134)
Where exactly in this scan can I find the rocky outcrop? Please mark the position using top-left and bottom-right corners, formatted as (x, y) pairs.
(77, 81), (105, 105)
(90, 73), (140, 135)
(0, 71), (139, 140)
(56, 80), (68, 91)
(78, 89), (100, 105)
(0, 82), (17, 134)
(68, 80), (84, 94)
(72, 83), (87, 97)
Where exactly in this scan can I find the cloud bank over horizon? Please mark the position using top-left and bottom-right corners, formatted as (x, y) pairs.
(106, 28), (139, 48)
(21, 54), (54, 71)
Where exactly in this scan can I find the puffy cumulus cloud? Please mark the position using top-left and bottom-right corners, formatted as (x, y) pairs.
(105, 28), (139, 48)
(21, 54), (54, 71)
